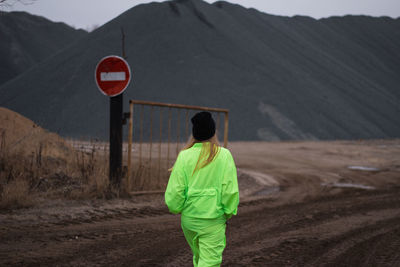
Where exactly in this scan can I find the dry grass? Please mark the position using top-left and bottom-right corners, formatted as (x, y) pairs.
(3, 125), (400, 211)
(0, 132), (172, 210)
(0, 107), (172, 209)
(129, 160), (170, 191)
(124, 141), (185, 192)
(0, 130), (114, 209)
(0, 178), (31, 209)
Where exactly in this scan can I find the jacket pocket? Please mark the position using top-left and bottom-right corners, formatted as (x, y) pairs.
(186, 188), (219, 217)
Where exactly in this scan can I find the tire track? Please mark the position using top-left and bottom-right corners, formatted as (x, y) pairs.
(1, 188), (399, 266)
(327, 225), (400, 266)
(223, 189), (400, 266)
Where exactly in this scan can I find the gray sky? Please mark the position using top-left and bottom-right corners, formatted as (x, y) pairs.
(5, 0), (400, 30)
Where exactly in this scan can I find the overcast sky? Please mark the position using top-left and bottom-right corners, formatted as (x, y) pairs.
(4, 0), (400, 30)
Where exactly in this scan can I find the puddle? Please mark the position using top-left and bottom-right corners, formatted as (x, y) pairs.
(378, 145), (400, 148)
(238, 169), (278, 186)
(253, 186), (280, 196)
(348, 166), (380, 171)
(321, 182), (375, 190)
(237, 169), (280, 198)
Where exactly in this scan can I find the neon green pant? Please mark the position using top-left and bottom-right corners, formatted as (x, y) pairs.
(181, 215), (227, 267)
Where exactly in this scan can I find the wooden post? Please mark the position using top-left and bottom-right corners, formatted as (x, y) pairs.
(127, 102), (134, 191)
(223, 111), (229, 148)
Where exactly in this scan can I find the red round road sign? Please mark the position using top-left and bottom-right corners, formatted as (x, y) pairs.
(95, 55), (131, 97)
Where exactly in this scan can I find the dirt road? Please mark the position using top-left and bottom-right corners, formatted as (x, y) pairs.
(1, 140), (400, 266)
(1, 188), (400, 266)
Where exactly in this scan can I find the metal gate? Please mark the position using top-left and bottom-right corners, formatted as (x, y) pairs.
(126, 100), (229, 191)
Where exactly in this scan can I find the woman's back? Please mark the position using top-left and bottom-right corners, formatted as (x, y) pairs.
(165, 142), (238, 219)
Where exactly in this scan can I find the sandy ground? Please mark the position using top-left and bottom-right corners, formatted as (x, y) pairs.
(1, 140), (400, 266)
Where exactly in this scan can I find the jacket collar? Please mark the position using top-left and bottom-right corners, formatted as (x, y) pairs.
(193, 142), (209, 148)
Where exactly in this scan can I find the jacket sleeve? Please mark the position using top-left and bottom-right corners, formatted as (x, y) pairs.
(165, 153), (186, 214)
(221, 151), (239, 219)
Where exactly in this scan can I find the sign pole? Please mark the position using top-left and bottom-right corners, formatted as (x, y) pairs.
(109, 28), (127, 188)
(109, 93), (123, 187)
(94, 29), (131, 190)
(95, 54), (131, 190)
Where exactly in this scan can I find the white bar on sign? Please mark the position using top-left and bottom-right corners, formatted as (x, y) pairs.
(100, 72), (126, 81)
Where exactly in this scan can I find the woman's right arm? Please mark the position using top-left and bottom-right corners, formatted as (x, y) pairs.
(165, 153), (187, 214)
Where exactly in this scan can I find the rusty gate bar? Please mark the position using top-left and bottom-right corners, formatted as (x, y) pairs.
(223, 112), (229, 148)
(216, 112), (220, 137)
(158, 108), (162, 182)
(127, 99), (229, 191)
(149, 106), (154, 179)
(185, 110), (189, 140)
(129, 99), (229, 113)
(167, 107), (172, 169)
(139, 105), (144, 166)
(176, 109), (180, 156)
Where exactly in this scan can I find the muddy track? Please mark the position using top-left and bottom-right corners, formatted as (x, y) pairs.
(1, 187), (399, 266)
(223, 188), (400, 266)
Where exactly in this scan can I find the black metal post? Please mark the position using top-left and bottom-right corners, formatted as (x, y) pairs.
(109, 93), (123, 186)
(108, 27), (127, 189)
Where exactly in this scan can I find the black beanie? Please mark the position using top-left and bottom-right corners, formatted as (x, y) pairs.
(191, 111), (216, 141)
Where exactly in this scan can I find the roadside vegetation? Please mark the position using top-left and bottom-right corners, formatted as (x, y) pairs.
(0, 107), (119, 209)
(0, 130), (113, 209)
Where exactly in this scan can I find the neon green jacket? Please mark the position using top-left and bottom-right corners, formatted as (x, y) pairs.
(165, 143), (239, 219)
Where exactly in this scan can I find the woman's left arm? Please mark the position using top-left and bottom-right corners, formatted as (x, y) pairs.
(165, 153), (187, 214)
(221, 151), (239, 219)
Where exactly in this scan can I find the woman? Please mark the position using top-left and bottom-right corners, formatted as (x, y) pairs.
(165, 111), (239, 267)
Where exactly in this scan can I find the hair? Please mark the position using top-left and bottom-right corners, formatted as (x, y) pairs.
(170, 133), (221, 174)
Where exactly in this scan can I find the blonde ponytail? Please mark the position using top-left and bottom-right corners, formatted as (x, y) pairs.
(170, 134), (220, 173)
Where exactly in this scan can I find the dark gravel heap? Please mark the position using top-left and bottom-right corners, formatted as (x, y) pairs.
(1, 0), (399, 141)
(0, 11), (87, 85)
